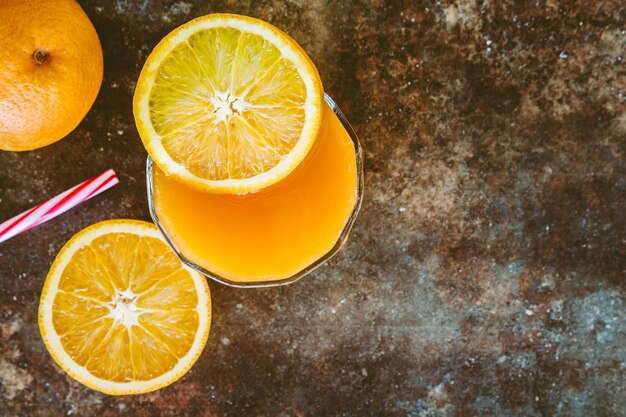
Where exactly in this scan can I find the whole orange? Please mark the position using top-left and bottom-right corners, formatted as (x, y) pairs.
(0, 0), (103, 151)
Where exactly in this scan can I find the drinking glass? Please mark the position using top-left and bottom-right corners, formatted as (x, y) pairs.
(146, 94), (363, 288)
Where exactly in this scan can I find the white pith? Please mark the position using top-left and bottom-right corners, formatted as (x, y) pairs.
(211, 90), (250, 123)
(107, 287), (143, 327)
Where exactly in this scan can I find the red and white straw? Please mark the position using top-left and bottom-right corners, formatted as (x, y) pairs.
(0, 169), (119, 244)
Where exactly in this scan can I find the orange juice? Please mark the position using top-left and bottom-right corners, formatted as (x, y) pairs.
(151, 102), (360, 284)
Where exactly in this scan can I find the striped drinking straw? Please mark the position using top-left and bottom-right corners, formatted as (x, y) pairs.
(0, 169), (119, 244)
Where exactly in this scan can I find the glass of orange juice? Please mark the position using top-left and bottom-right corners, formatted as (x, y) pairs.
(146, 94), (363, 287)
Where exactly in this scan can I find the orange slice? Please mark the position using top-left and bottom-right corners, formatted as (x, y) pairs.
(133, 13), (324, 193)
(38, 220), (211, 395)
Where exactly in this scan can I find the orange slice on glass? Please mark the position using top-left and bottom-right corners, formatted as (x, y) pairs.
(133, 13), (324, 193)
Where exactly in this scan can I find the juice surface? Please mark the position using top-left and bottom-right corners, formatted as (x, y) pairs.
(152, 103), (358, 283)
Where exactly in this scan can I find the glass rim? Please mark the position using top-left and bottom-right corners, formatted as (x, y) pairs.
(146, 93), (364, 288)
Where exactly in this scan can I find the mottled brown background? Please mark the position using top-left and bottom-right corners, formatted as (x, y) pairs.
(1, 0), (625, 416)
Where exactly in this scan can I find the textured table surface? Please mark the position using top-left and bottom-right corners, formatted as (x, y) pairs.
(1, 1), (625, 416)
